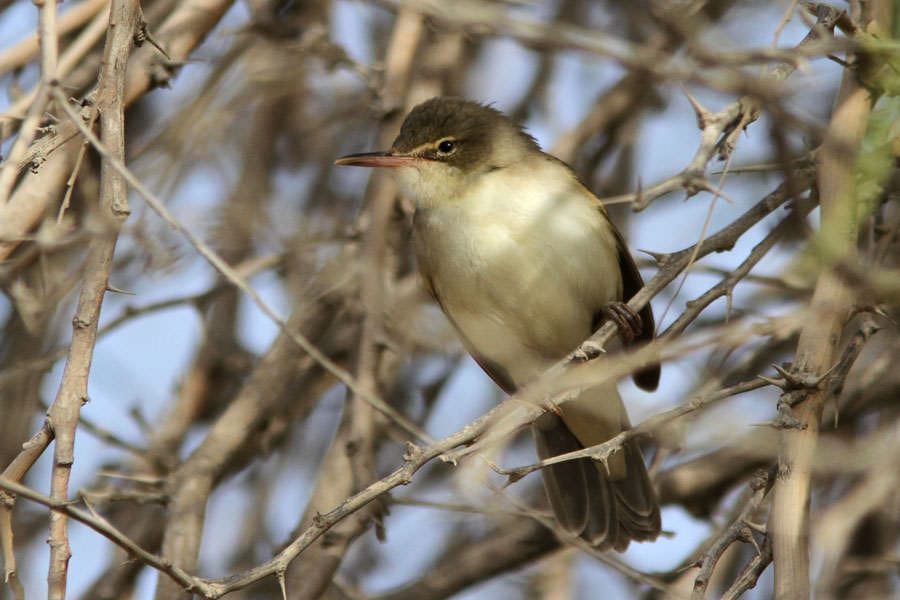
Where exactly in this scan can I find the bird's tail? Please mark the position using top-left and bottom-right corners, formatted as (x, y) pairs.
(531, 385), (660, 550)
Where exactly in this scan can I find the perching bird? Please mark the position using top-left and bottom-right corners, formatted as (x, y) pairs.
(336, 97), (661, 550)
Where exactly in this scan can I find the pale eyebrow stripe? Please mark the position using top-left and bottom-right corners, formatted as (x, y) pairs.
(405, 137), (455, 155)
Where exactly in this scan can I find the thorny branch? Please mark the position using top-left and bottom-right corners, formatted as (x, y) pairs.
(768, 2), (885, 597)
(44, 2), (138, 599)
(0, 1), (897, 599)
(690, 471), (774, 600)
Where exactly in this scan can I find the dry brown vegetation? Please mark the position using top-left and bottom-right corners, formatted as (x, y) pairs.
(0, 1), (898, 599)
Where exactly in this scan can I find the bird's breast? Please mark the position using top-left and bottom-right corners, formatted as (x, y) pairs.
(413, 167), (622, 384)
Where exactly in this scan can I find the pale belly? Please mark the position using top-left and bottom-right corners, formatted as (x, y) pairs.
(413, 193), (622, 387)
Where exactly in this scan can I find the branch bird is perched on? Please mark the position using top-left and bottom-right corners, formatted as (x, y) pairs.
(336, 97), (661, 550)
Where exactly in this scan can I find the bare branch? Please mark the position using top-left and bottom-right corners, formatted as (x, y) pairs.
(768, 3), (881, 595)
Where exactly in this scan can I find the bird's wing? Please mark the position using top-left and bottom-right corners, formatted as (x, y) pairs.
(417, 252), (519, 394)
(561, 162), (660, 391)
(610, 224), (660, 391)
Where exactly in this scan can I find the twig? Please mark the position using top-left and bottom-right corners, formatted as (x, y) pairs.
(57, 106), (100, 223)
(0, 0), (59, 205)
(38, 400), (145, 456)
(0, 422), (53, 594)
(663, 193), (817, 338)
(185, 307), (802, 597)
(0, 0), (237, 262)
(373, 516), (559, 600)
(0, 252), (283, 389)
(277, 11), (428, 599)
(45, 2), (139, 598)
(0, 476), (203, 595)
(442, 172), (811, 470)
(1, 0), (110, 134)
(813, 422), (900, 595)
(691, 471), (773, 599)
(10, 103), (808, 598)
(51, 87), (428, 444)
(606, 7), (838, 212)
(720, 536), (774, 600)
(822, 315), (881, 425)
(4, 310), (877, 597)
(768, 5), (877, 595)
(487, 376), (772, 485)
(772, 0), (801, 46)
(0, 0), (108, 76)
(378, 0), (848, 98)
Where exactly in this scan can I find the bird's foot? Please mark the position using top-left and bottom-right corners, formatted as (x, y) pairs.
(603, 302), (643, 344)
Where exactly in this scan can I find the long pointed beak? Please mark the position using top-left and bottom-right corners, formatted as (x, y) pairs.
(334, 151), (420, 168)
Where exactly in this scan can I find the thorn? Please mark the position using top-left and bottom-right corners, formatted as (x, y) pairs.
(684, 91), (711, 130)
(106, 284), (135, 295)
(770, 363), (793, 379)
(81, 495), (101, 519)
(757, 372), (788, 391)
(486, 459), (506, 475)
(277, 570), (287, 600)
(708, 184), (738, 205)
(639, 248), (669, 264)
(504, 468), (528, 486)
(766, 362), (831, 390)
(745, 520), (767, 534)
(596, 454), (611, 477)
(739, 524), (763, 555)
(485, 460), (529, 485)
(682, 173), (710, 198)
(135, 19), (171, 60)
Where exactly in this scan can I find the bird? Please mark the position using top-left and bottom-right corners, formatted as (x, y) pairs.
(335, 97), (661, 550)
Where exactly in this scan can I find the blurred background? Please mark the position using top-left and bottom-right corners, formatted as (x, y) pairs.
(1, 0), (897, 599)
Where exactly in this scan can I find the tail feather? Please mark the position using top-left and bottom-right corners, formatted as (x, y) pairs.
(532, 411), (660, 550)
(611, 442), (662, 538)
(533, 414), (613, 537)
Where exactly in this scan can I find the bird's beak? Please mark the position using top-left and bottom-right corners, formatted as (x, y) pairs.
(334, 151), (421, 168)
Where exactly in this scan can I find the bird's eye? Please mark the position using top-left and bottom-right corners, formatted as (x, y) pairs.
(437, 139), (456, 154)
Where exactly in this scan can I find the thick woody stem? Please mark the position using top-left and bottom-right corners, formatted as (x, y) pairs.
(45, 2), (137, 598)
(768, 2), (887, 596)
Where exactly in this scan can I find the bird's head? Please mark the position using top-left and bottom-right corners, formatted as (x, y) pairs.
(335, 97), (539, 207)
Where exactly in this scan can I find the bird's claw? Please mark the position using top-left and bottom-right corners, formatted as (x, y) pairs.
(603, 302), (644, 344)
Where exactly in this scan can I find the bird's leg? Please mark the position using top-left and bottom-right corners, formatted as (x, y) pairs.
(602, 302), (644, 345)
